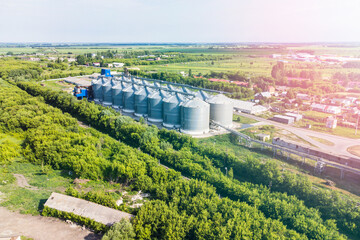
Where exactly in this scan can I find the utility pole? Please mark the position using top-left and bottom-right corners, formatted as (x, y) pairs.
(225, 167), (228, 176)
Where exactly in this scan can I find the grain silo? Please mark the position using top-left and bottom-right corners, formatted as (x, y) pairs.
(102, 80), (113, 106)
(195, 90), (209, 101)
(207, 94), (233, 128)
(163, 94), (184, 128)
(122, 84), (138, 113)
(111, 81), (125, 109)
(92, 78), (103, 103)
(134, 87), (152, 117)
(147, 90), (168, 122)
(180, 97), (210, 135)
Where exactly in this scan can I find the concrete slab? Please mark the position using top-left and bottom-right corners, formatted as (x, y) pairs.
(44, 193), (133, 226)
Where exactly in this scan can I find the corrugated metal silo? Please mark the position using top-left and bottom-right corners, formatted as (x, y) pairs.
(147, 90), (168, 122)
(102, 79), (113, 106)
(92, 78), (103, 103)
(122, 84), (138, 113)
(134, 87), (152, 117)
(111, 81), (124, 109)
(195, 90), (209, 101)
(180, 97), (210, 135)
(182, 87), (193, 94)
(207, 94), (233, 128)
(163, 94), (184, 128)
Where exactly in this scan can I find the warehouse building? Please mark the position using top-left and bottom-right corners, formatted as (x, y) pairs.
(285, 112), (303, 121)
(233, 100), (268, 115)
(271, 115), (295, 124)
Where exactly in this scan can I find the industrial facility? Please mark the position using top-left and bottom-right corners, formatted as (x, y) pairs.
(90, 73), (234, 135)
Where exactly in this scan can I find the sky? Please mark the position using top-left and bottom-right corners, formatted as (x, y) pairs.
(1, 0), (360, 43)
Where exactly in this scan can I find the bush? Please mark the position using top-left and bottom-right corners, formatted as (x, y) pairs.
(102, 219), (135, 240)
(42, 206), (108, 233)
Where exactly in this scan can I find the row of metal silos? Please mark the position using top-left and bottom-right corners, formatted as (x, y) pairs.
(91, 77), (234, 134)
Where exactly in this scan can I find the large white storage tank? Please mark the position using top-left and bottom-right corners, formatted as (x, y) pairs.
(122, 84), (138, 113)
(92, 79), (102, 103)
(111, 81), (125, 109)
(206, 94), (233, 128)
(102, 79), (113, 106)
(163, 94), (183, 128)
(148, 90), (168, 122)
(134, 87), (152, 117)
(180, 97), (210, 135)
(92, 77), (106, 103)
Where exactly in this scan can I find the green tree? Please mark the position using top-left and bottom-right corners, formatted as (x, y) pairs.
(76, 55), (86, 65)
(286, 89), (296, 99)
(102, 219), (135, 240)
(228, 167), (234, 179)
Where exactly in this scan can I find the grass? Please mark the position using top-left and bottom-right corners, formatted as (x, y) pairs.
(42, 80), (74, 91)
(302, 110), (332, 119)
(0, 162), (73, 215)
(347, 145), (360, 157)
(295, 118), (360, 139)
(240, 124), (312, 146)
(135, 55), (274, 76)
(233, 114), (258, 124)
(308, 135), (335, 146)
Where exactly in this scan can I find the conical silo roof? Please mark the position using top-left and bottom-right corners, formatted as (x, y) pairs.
(207, 94), (233, 104)
(181, 97), (209, 108)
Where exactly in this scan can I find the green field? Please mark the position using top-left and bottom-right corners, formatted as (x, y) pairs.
(135, 55), (273, 76)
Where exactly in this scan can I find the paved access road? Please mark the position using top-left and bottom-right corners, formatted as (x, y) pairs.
(235, 112), (360, 159)
(0, 207), (101, 240)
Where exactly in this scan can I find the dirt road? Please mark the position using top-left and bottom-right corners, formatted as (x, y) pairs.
(0, 207), (101, 240)
(13, 174), (38, 190)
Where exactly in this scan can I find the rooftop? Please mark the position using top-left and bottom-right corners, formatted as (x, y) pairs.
(44, 192), (133, 226)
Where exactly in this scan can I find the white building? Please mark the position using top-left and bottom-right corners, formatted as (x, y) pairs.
(113, 62), (124, 68)
(311, 103), (341, 114)
(326, 116), (337, 129)
(296, 93), (311, 101)
(233, 100), (268, 114)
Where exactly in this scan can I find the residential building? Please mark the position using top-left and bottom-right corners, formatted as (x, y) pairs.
(326, 116), (337, 129)
(254, 92), (272, 100)
(113, 62), (124, 68)
(296, 93), (311, 101)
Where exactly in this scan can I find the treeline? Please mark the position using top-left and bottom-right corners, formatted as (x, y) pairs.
(0, 59), (43, 80)
(15, 81), (358, 239)
(204, 71), (248, 82)
(0, 58), (95, 81)
(0, 80), (306, 239)
(271, 62), (322, 82)
(76, 52), (230, 67)
(129, 70), (254, 99)
(333, 71), (360, 85)
(343, 61), (360, 68)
